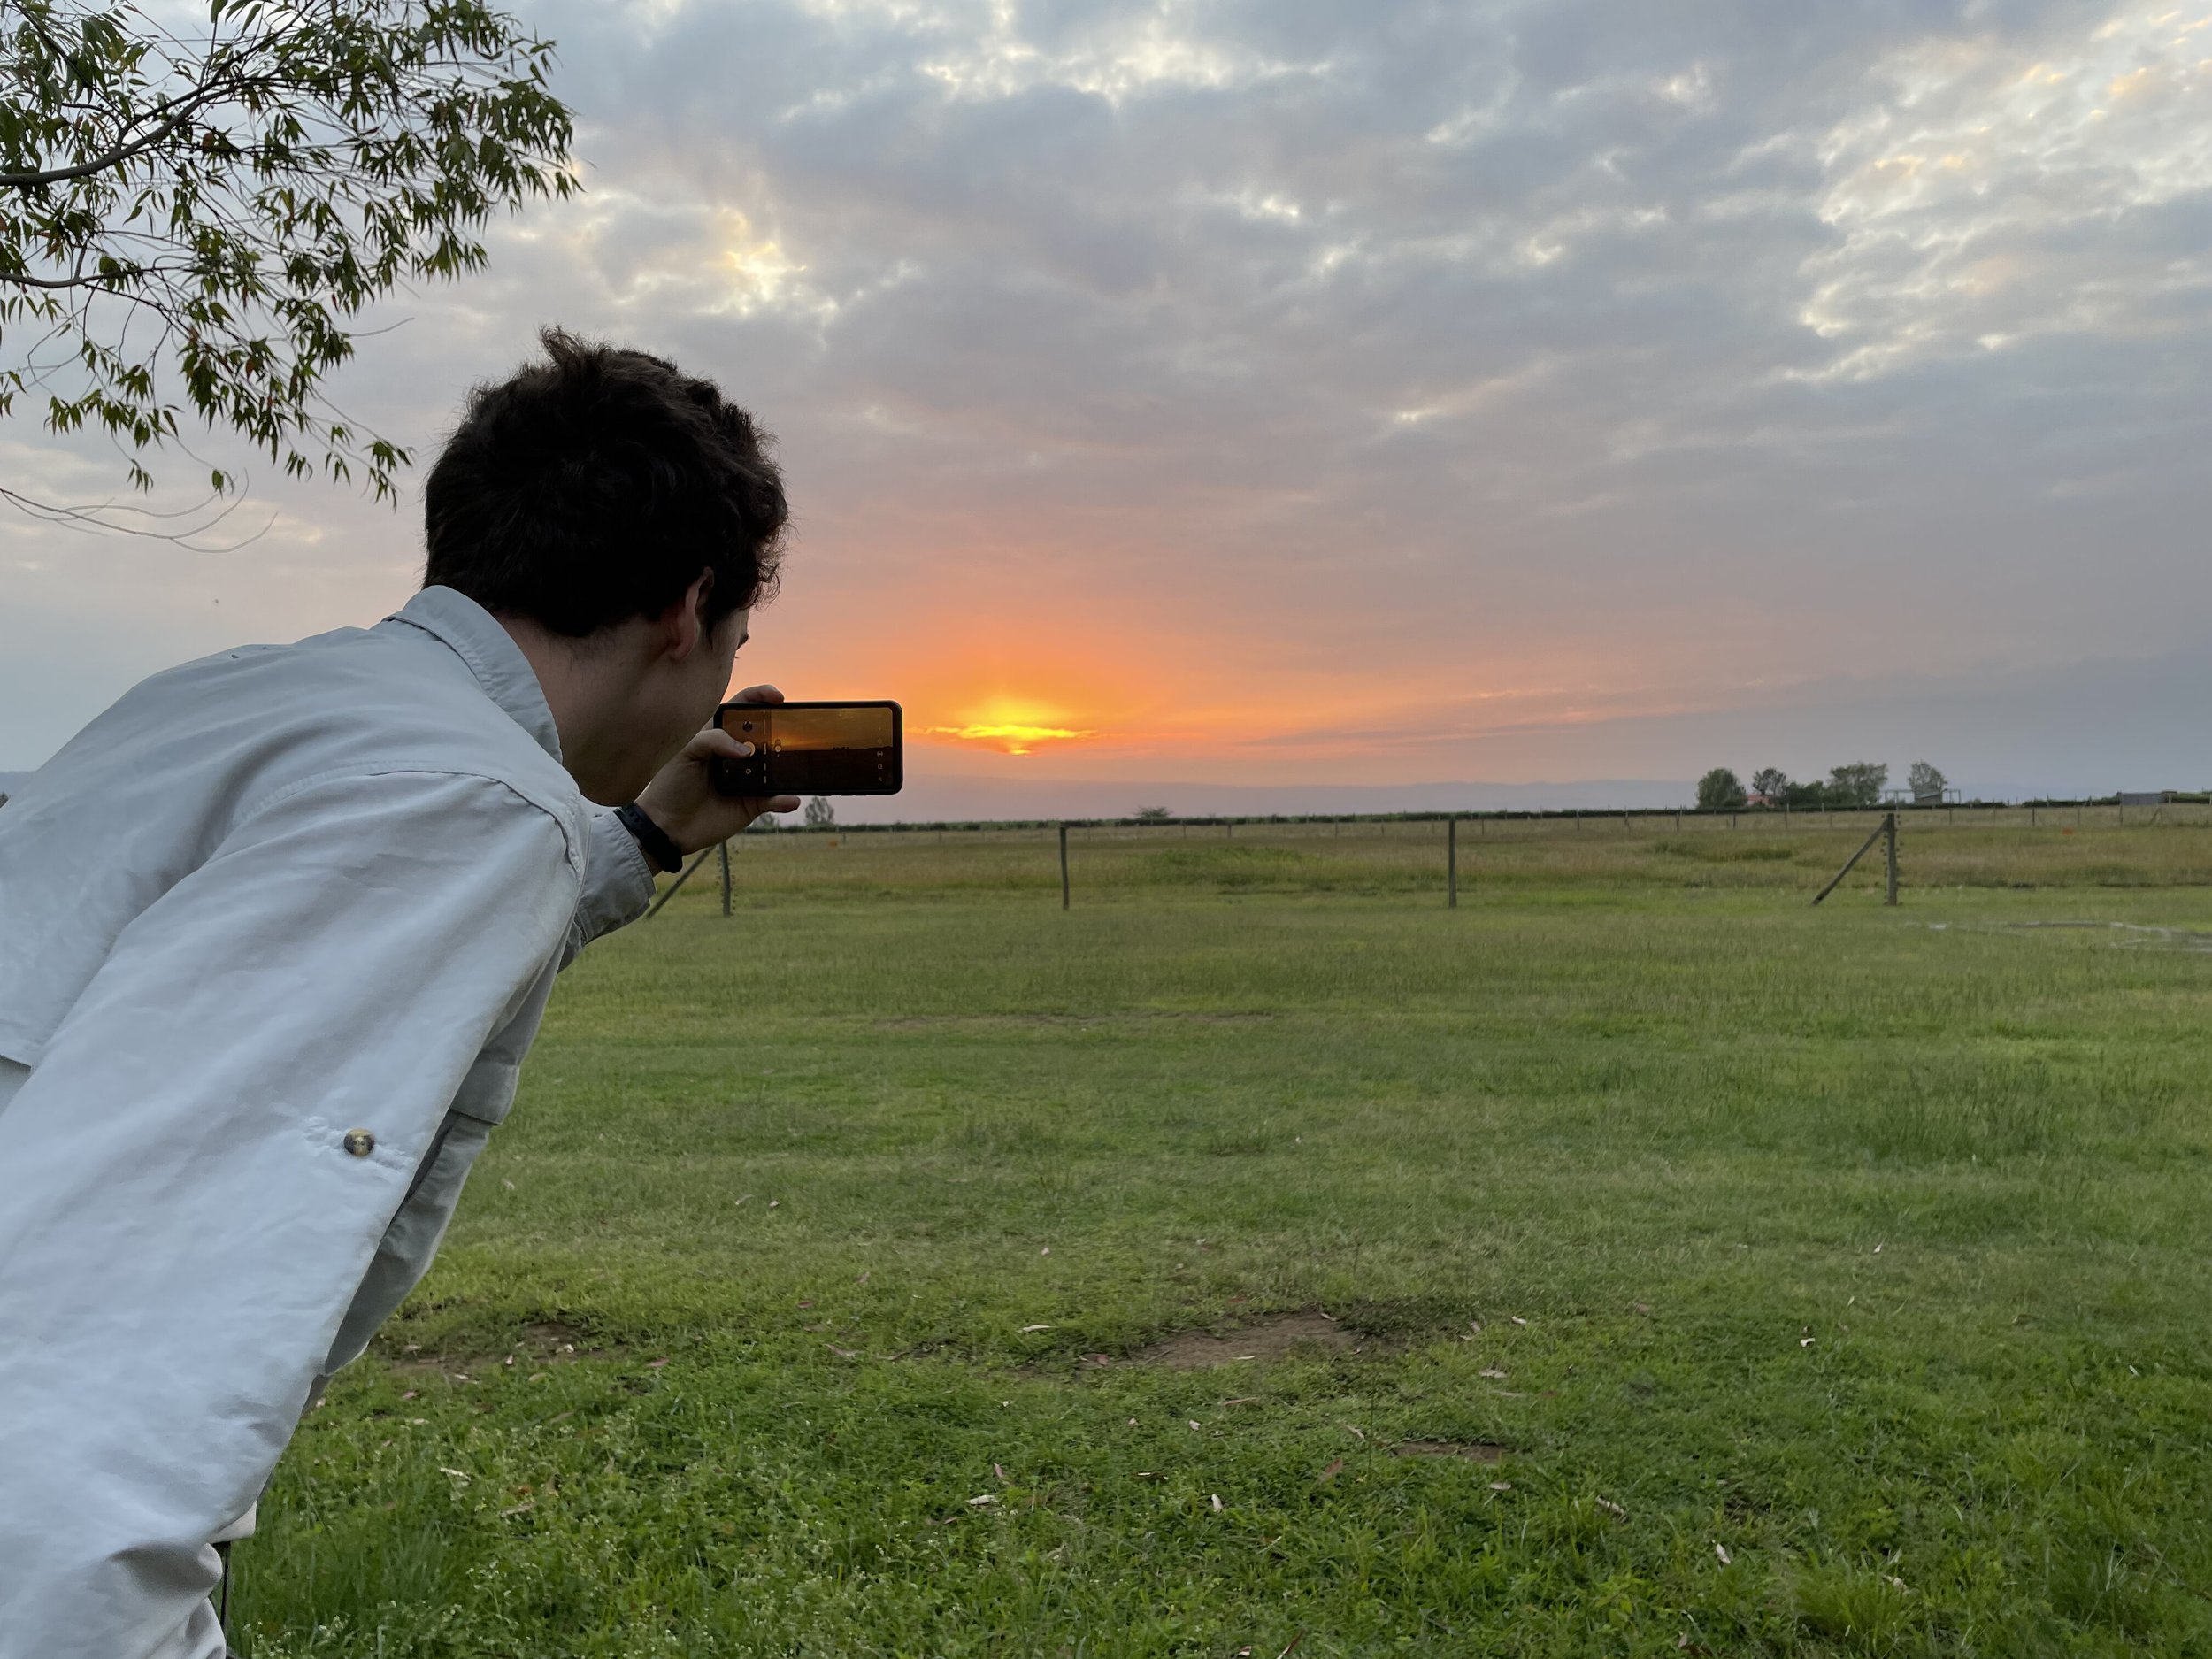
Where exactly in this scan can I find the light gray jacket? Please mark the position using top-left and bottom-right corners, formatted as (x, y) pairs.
(0, 587), (655, 1658)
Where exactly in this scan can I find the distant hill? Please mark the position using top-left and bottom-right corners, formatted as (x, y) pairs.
(0, 771), (31, 803)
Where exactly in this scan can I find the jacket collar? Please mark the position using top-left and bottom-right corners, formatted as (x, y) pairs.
(383, 587), (564, 763)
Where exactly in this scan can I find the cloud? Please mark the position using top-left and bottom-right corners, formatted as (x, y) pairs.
(2, 0), (2207, 794)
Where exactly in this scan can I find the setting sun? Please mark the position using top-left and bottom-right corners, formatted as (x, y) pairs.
(918, 698), (1097, 756)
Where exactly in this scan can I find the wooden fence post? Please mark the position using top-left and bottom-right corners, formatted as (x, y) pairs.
(1448, 817), (1458, 909)
(718, 840), (733, 917)
(1884, 811), (1899, 905)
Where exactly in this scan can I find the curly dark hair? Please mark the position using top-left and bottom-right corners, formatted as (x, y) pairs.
(423, 327), (787, 635)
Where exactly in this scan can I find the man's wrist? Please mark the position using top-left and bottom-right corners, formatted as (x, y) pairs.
(614, 802), (686, 873)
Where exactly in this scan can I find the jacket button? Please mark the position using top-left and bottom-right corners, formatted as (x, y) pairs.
(342, 1129), (376, 1157)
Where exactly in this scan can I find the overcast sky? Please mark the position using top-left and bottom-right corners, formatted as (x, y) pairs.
(4, 0), (2208, 805)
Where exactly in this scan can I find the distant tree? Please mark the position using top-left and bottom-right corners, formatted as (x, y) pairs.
(1907, 761), (1948, 804)
(803, 796), (835, 829)
(1133, 804), (1171, 822)
(1826, 762), (1888, 808)
(1749, 767), (1789, 803)
(1783, 779), (1829, 810)
(1695, 767), (1747, 812)
(1, 0), (576, 516)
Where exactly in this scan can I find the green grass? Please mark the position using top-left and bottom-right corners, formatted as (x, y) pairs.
(232, 823), (2212, 1657)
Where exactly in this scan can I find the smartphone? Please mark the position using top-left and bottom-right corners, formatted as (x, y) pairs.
(711, 700), (903, 796)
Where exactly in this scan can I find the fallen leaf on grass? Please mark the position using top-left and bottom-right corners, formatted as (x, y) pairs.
(1714, 1543), (1732, 1565)
(1595, 1497), (1627, 1519)
(438, 1467), (470, 1482)
(1019, 1324), (1053, 1333)
(1488, 1481), (1512, 1492)
(647, 1357), (669, 1369)
(767, 1200), (780, 1209)
(1188, 1419), (1203, 1432)
(1510, 1317), (1527, 1326)
(994, 1463), (1010, 1485)
(966, 1494), (996, 1507)
(399, 1390), (418, 1402)
(1133, 1471), (1164, 1480)
(1800, 1338), (1816, 1348)
(1210, 1494), (1224, 1512)
(1317, 1458), (1345, 1484)
(733, 1194), (752, 1207)
(1479, 1368), (1509, 1380)
(1221, 1396), (1261, 1406)
(826, 1345), (859, 1360)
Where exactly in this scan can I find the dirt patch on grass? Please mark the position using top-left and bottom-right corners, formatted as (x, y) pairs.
(384, 1319), (612, 1378)
(876, 1011), (1276, 1031)
(1394, 1440), (1511, 1463)
(1127, 1310), (1365, 1369)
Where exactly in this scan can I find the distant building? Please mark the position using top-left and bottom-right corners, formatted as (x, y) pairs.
(2118, 791), (2173, 807)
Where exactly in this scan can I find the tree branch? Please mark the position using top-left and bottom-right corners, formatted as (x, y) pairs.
(0, 101), (199, 190)
(0, 269), (135, 291)
(0, 64), (251, 190)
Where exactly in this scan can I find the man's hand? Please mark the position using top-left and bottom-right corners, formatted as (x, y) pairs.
(634, 685), (803, 856)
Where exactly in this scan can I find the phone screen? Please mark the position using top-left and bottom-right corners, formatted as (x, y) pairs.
(712, 701), (903, 796)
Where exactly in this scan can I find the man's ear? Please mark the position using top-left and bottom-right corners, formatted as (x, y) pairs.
(657, 571), (716, 663)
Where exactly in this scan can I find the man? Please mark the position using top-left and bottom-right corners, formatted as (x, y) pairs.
(0, 329), (799, 1656)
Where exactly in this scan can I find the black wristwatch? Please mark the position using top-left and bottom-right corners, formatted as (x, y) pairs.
(615, 803), (685, 874)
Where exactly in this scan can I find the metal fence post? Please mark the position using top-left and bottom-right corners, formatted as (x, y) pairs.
(643, 847), (710, 920)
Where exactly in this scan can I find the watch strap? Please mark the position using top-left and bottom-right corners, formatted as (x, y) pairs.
(615, 803), (685, 874)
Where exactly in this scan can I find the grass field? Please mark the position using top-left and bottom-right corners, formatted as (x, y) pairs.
(234, 818), (2212, 1657)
